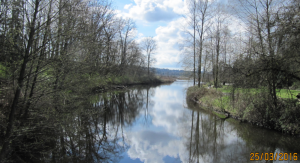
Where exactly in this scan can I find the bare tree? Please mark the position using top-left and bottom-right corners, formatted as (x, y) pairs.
(0, 0), (41, 159)
(231, 0), (293, 106)
(0, 0), (155, 161)
(119, 18), (136, 70)
(183, 0), (213, 86)
(185, 0), (197, 85)
(195, 0), (213, 87)
(209, 4), (228, 88)
(141, 37), (157, 76)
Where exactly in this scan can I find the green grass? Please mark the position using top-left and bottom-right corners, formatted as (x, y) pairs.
(213, 111), (227, 118)
(217, 86), (300, 99)
(202, 87), (300, 120)
(277, 89), (300, 99)
(0, 63), (7, 78)
(188, 86), (300, 134)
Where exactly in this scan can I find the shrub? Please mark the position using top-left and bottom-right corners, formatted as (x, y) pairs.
(290, 81), (300, 90)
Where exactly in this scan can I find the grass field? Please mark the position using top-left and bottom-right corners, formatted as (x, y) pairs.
(216, 86), (300, 99)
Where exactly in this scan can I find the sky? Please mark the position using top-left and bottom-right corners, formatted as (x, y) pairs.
(111, 0), (248, 70)
(112, 0), (189, 70)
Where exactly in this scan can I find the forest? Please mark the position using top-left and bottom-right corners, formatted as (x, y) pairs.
(0, 0), (162, 161)
(184, 0), (300, 135)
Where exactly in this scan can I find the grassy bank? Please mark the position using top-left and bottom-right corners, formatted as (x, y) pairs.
(91, 75), (175, 93)
(217, 86), (300, 99)
(187, 86), (300, 136)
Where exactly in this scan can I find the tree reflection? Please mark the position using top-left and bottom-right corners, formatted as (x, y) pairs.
(3, 86), (156, 162)
(143, 86), (155, 125)
(184, 100), (300, 163)
(186, 101), (227, 163)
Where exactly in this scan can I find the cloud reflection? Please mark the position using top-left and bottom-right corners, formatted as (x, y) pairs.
(119, 81), (300, 163)
(126, 130), (182, 163)
(124, 84), (189, 163)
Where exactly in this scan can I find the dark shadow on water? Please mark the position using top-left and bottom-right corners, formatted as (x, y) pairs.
(2, 85), (159, 163)
(184, 100), (300, 163)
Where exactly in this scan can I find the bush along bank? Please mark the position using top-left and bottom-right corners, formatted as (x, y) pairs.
(186, 86), (300, 136)
(92, 75), (176, 93)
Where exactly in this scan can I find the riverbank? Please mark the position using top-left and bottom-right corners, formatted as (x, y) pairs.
(92, 76), (176, 93)
(186, 86), (300, 136)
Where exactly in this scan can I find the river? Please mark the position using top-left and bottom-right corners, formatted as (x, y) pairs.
(19, 80), (299, 162)
(94, 80), (300, 163)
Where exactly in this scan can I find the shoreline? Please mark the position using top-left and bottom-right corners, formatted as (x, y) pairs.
(189, 97), (300, 137)
(92, 79), (176, 93)
(187, 86), (300, 137)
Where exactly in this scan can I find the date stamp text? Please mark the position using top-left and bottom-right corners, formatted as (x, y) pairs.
(250, 153), (298, 161)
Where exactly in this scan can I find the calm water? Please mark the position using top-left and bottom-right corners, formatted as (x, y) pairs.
(24, 80), (299, 162)
(110, 80), (300, 163)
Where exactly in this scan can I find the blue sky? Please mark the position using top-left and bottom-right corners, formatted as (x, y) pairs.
(112, 0), (188, 70)
(111, 0), (246, 70)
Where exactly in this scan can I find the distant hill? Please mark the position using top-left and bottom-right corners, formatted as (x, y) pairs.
(152, 68), (192, 77)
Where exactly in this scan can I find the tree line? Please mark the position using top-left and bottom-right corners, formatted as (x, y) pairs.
(0, 0), (158, 160)
(182, 0), (300, 99)
(183, 0), (300, 133)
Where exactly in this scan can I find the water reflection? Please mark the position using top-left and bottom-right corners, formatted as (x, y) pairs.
(7, 81), (300, 162)
(119, 80), (300, 163)
(184, 100), (300, 163)
(121, 83), (187, 163)
(185, 101), (247, 163)
(5, 84), (159, 163)
(49, 87), (150, 163)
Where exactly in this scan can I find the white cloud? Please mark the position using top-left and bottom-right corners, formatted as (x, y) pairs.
(116, 0), (247, 69)
(121, 0), (187, 22)
(137, 33), (144, 40)
(227, 15), (247, 35)
(124, 3), (133, 10)
(114, 1), (190, 69)
(163, 0), (188, 15)
(152, 17), (187, 68)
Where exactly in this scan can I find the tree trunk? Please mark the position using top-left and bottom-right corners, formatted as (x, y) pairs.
(0, 0), (40, 160)
(193, 0), (196, 86)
